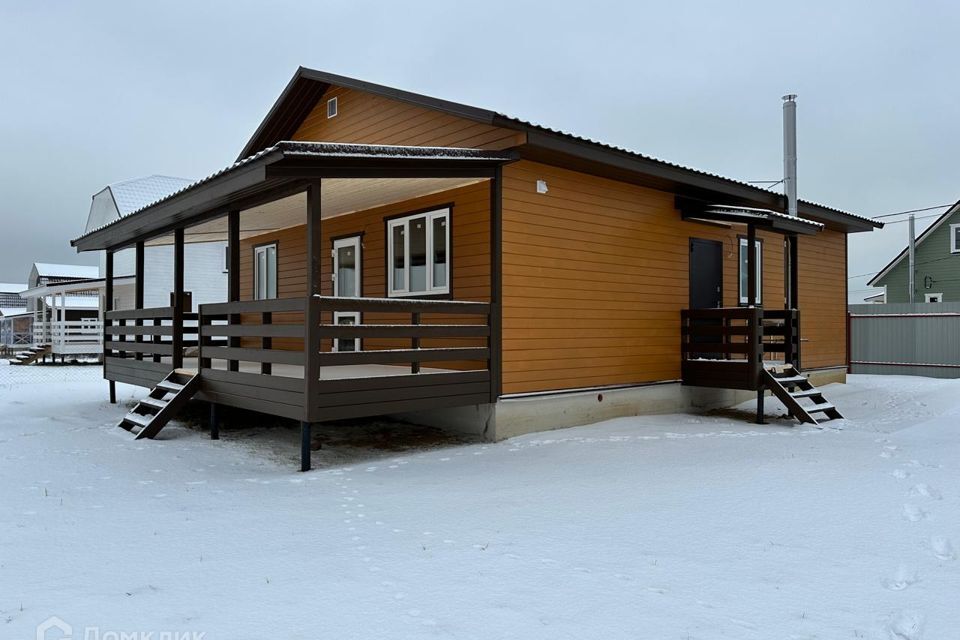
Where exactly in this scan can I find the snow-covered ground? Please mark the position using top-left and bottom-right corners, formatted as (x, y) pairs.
(1, 365), (958, 640)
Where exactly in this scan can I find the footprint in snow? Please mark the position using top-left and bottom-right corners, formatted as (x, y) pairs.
(882, 564), (919, 591)
(909, 484), (942, 500)
(902, 504), (927, 522)
(927, 536), (955, 560)
(892, 469), (910, 480)
(885, 611), (924, 640)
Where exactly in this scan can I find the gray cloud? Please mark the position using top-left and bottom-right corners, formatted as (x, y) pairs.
(1, 1), (956, 300)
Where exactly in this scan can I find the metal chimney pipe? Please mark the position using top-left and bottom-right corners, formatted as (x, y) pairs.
(782, 94), (798, 216)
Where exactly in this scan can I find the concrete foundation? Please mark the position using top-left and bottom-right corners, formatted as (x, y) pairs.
(397, 367), (847, 441)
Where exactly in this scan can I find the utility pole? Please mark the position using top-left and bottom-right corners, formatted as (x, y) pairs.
(908, 214), (916, 303)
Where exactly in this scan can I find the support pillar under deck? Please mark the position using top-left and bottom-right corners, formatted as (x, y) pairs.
(300, 421), (312, 472)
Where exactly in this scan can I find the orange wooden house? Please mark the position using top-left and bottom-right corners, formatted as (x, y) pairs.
(71, 68), (880, 469)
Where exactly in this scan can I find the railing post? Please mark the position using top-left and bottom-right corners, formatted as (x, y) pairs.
(794, 308), (802, 370)
(172, 228), (185, 370)
(135, 240), (144, 361)
(104, 249), (116, 403)
(411, 311), (421, 374)
(262, 311), (272, 375)
(304, 180), (323, 435)
(227, 210), (240, 372)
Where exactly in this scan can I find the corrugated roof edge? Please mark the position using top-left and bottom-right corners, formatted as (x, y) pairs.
(72, 142), (516, 245)
(239, 67), (879, 230)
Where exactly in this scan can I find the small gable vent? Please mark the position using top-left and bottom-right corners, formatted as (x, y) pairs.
(327, 97), (338, 119)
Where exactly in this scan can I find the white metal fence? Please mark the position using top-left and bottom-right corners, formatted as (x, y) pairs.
(849, 302), (960, 378)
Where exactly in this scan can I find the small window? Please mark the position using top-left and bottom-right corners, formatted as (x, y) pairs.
(951, 224), (960, 253)
(738, 237), (762, 305)
(327, 97), (338, 119)
(387, 208), (450, 297)
(925, 293), (943, 303)
(253, 243), (277, 300)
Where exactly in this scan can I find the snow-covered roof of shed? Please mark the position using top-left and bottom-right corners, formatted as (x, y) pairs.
(107, 175), (194, 217)
(33, 263), (99, 279)
(74, 142), (516, 241)
(0, 283), (27, 293)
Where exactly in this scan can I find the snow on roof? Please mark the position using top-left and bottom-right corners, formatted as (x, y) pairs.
(0, 283), (27, 293)
(107, 175), (194, 217)
(33, 263), (99, 279)
(0, 307), (28, 317)
(42, 295), (99, 309)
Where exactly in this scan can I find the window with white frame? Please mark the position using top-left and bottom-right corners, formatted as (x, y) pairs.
(951, 224), (960, 253)
(925, 293), (943, 303)
(738, 237), (762, 305)
(387, 208), (450, 296)
(253, 243), (277, 300)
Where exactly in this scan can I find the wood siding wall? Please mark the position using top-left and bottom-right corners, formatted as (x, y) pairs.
(238, 182), (490, 358)
(291, 86), (526, 150)
(500, 160), (846, 394)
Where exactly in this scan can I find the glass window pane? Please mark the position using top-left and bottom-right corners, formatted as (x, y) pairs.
(392, 225), (405, 291)
(336, 313), (357, 352)
(337, 244), (356, 297)
(432, 215), (447, 289)
(267, 245), (277, 299)
(256, 248), (267, 300)
(409, 216), (427, 293)
(739, 241), (748, 303)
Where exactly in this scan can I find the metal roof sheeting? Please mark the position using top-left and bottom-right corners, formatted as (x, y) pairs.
(108, 175), (194, 217)
(33, 263), (99, 279)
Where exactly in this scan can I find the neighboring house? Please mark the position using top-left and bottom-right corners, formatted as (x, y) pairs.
(0, 283), (30, 348)
(0, 282), (27, 310)
(70, 67), (880, 468)
(85, 175), (228, 310)
(863, 291), (886, 304)
(17, 263), (102, 360)
(868, 199), (960, 303)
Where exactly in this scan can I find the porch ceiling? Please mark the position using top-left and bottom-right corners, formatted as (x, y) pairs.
(146, 176), (483, 245)
(72, 142), (515, 252)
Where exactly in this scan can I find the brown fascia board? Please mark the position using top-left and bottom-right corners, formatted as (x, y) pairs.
(238, 68), (878, 233)
(514, 128), (879, 233)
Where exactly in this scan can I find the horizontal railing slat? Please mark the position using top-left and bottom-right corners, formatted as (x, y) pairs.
(319, 346), (488, 367)
(200, 324), (305, 339)
(202, 346), (305, 366)
(200, 298), (306, 315)
(105, 341), (173, 356)
(106, 307), (174, 320)
(316, 296), (489, 314)
(318, 324), (489, 339)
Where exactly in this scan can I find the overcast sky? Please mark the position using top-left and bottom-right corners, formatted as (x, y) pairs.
(1, 1), (957, 300)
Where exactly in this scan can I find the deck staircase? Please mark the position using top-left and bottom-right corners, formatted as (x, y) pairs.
(119, 369), (200, 439)
(8, 344), (51, 365)
(761, 364), (844, 426)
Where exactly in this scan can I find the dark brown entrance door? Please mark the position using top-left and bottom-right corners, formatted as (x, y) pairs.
(689, 238), (723, 309)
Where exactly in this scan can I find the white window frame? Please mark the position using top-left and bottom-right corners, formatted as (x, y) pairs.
(327, 97), (338, 118)
(332, 236), (362, 352)
(925, 293), (943, 303)
(386, 208), (450, 297)
(738, 237), (762, 305)
(950, 224), (960, 253)
(253, 243), (277, 300)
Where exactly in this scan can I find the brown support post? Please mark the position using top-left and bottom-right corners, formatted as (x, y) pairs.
(302, 181), (323, 471)
(227, 211), (240, 372)
(488, 167), (503, 402)
(789, 235), (799, 310)
(746, 224), (757, 308)
(411, 311), (421, 374)
(105, 249), (116, 404)
(134, 241), (144, 361)
(172, 228), (184, 370)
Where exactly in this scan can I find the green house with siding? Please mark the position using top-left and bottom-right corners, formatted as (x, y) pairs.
(869, 200), (960, 303)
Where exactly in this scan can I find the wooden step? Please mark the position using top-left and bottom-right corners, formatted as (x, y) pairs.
(775, 375), (806, 385)
(156, 380), (184, 393)
(139, 396), (168, 411)
(790, 389), (822, 399)
(807, 402), (836, 414)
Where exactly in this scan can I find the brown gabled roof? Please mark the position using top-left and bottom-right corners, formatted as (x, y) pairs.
(240, 67), (881, 233)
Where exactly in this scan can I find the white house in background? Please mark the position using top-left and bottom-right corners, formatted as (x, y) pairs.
(0, 283), (30, 347)
(85, 175), (228, 310)
(16, 263), (103, 360)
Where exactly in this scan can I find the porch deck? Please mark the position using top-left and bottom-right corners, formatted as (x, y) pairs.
(103, 295), (494, 423)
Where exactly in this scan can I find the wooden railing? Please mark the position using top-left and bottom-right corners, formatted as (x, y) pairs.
(680, 308), (800, 390)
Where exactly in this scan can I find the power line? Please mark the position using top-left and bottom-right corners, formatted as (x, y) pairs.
(870, 203), (954, 220)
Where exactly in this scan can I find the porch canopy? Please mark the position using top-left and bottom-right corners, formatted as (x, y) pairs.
(72, 142), (517, 252)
